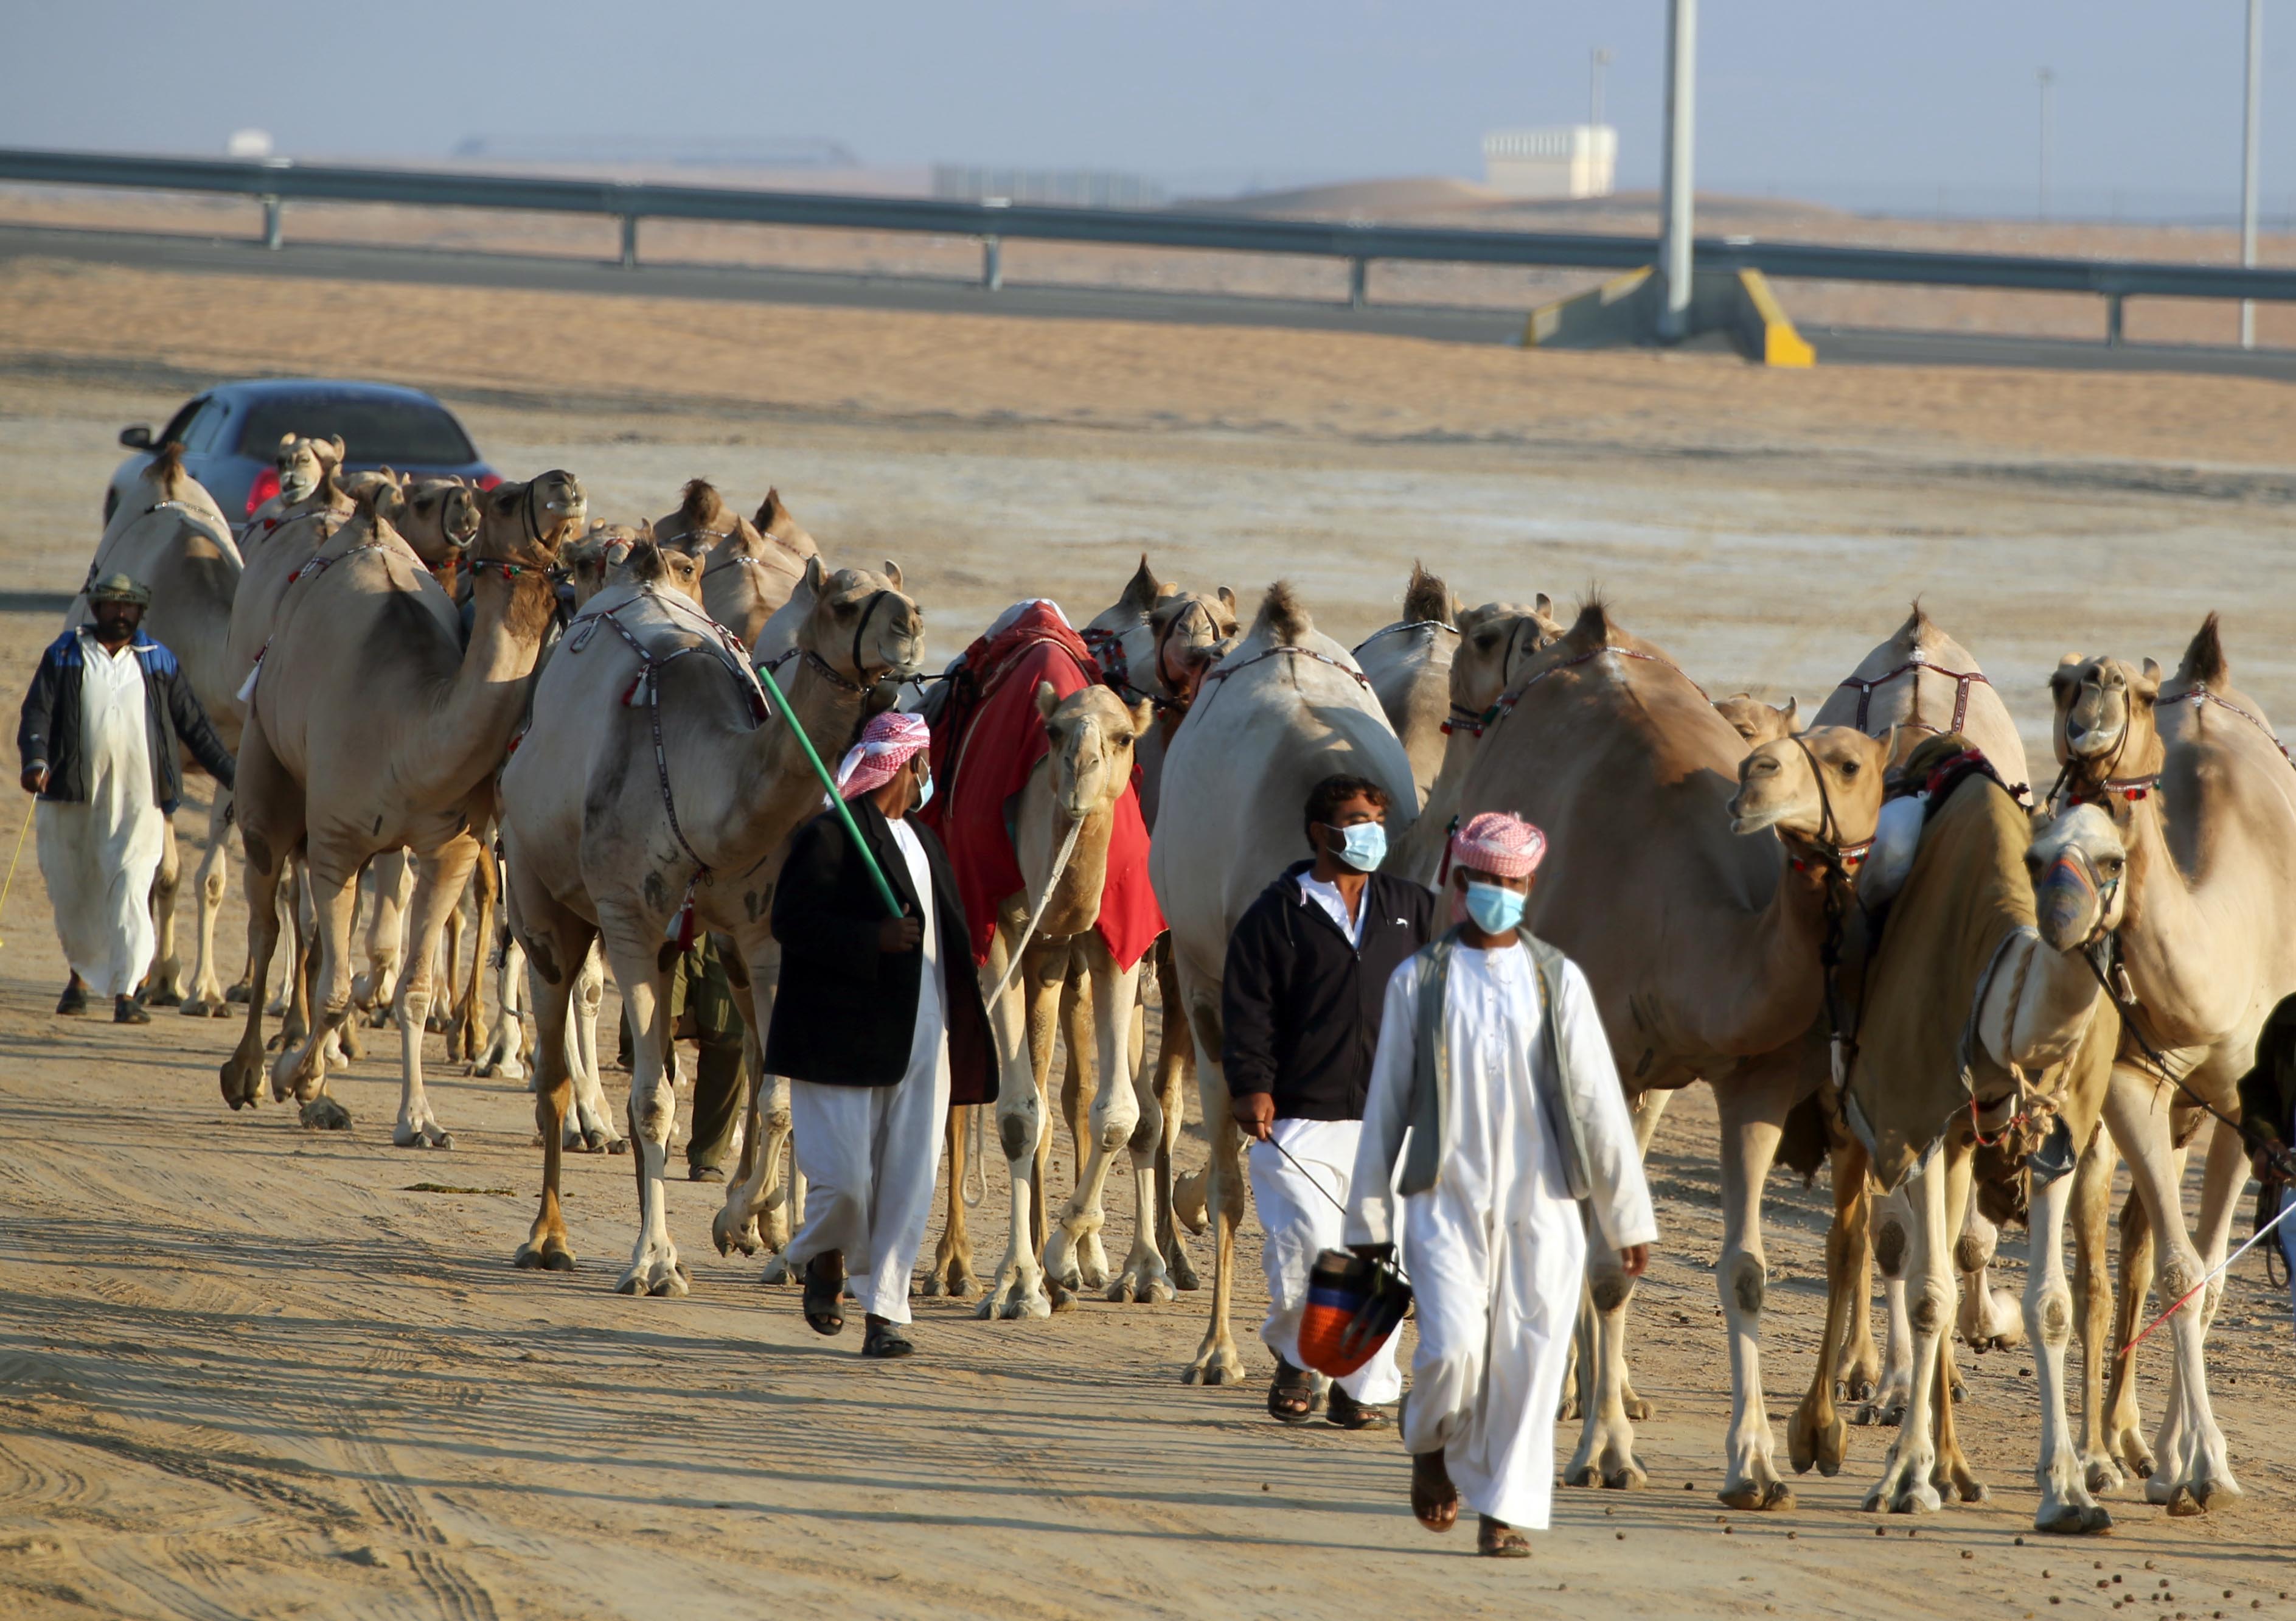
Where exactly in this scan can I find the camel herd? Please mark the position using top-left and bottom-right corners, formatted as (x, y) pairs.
(71, 433), (2295, 1538)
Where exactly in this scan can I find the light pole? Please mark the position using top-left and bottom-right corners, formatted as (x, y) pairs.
(1591, 46), (1613, 130)
(2242, 0), (2264, 348)
(2037, 67), (2055, 221)
(1657, 1), (1697, 341)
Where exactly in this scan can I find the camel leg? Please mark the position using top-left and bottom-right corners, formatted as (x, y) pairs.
(1835, 1224), (1882, 1402)
(926, 1105), (976, 1297)
(1049, 943), (1139, 1296)
(2101, 1171), (2158, 1477)
(510, 891), (588, 1274)
(563, 943), (621, 1152)
(1860, 1188), (1917, 1426)
(1152, 938), (1199, 1291)
(146, 814), (184, 1005)
(716, 932), (798, 1268)
(429, 885), (464, 1036)
(1790, 1135), (1870, 1478)
(1863, 1143), (1953, 1514)
(389, 837), (480, 1149)
(476, 910), (529, 1080)
(357, 849), (413, 1025)
(1564, 1085), (1669, 1483)
(2070, 1121), (2124, 1495)
(1108, 954), (1175, 1305)
(1174, 956), (1247, 1386)
(1955, 1202), (2024, 1353)
(979, 926), (1060, 1322)
(448, 851), (495, 1063)
(1930, 1140), (1986, 1502)
(1027, 945), (1068, 1302)
(1707, 1063), (1798, 1512)
(270, 850), (360, 1104)
(267, 860), (301, 1022)
(2025, 1156), (2113, 1534)
(219, 732), (293, 1110)
(1615, 1088), (1667, 1422)
(597, 913), (686, 1298)
(182, 788), (233, 1016)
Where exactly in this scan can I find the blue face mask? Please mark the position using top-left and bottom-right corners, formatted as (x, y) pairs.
(1326, 821), (1387, 873)
(1463, 879), (1525, 936)
(914, 769), (934, 809)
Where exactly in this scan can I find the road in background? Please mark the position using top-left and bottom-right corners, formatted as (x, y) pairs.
(7, 221), (2296, 382)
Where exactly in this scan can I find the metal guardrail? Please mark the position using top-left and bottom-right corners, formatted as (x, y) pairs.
(2, 146), (2292, 333)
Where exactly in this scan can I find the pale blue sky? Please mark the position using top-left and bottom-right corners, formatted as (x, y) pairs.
(2, 2), (2282, 215)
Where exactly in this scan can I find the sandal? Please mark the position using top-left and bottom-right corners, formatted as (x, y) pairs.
(860, 1319), (914, 1359)
(1267, 1357), (1317, 1424)
(802, 1252), (845, 1337)
(1411, 1450), (1459, 1533)
(1478, 1516), (1531, 1558)
(1326, 1384), (1394, 1431)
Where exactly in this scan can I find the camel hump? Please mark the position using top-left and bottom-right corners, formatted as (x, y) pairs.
(678, 478), (728, 531)
(355, 477), (408, 528)
(1253, 580), (1312, 644)
(1564, 596), (1617, 647)
(1118, 554), (1163, 613)
(147, 441), (188, 495)
(2177, 612), (2228, 688)
(1402, 563), (1454, 627)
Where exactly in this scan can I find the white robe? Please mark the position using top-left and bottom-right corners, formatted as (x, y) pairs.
(785, 816), (952, 1325)
(37, 633), (163, 1000)
(1248, 1117), (1403, 1404)
(1346, 944), (1657, 1530)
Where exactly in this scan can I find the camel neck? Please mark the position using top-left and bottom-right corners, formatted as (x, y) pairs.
(1988, 932), (2106, 1075)
(420, 562), (556, 801)
(1692, 850), (1832, 1059)
(2111, 787), (2248, 1050)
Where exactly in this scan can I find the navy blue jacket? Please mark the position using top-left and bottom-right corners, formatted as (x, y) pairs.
(16, 629), (235, 814)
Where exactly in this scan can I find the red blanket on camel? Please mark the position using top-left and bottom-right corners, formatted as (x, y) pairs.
(920, 602), (1164, 971)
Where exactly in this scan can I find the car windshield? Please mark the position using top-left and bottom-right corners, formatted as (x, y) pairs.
(234, 393), (476, 464)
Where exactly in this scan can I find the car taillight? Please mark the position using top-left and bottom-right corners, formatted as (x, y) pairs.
(475, 472), (503, 490)
(245, 466), (280, 517)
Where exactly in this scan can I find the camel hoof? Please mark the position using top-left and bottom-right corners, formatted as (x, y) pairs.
(2037, 1504), (2112, 1535)
(181, 999), (211, 1018)
(607, 1136), (630, 1156)
(1789, 1409), (1846, 1477)
(1602, 1463), (1647, 1492)
(1047, 1281), (1079, 1314)
(223, 983), (251, 1005)
(1949, 1379), (1967, 1404)
(584, 1129), (611, 1154)
(1623, 1395), (1654, 1422)
(1719, 1480), (1795, 1513)
(647, 1263), (691, 1299)
(2082, 1454), (2125, 1495)
(513, 1241), (576, 1272)
(144, 986), (183, 1009)
(711, 1212), (757, 1258)
(1953, 1477), (1990, 1504)
(1183, 1350), (1243, 1386)
(299, 1096), (352, 1131)
(1110, 1273), (1175, 1305)
(1557, 1395), (1583, 1422)
(1564, 1465), (1598, 1488)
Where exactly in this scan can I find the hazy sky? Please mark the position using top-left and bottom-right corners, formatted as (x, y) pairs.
(3, 2), (2284, 211)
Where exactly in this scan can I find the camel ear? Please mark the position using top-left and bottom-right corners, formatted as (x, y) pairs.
(1129, 696), (1155, 736)
(1779, 695), (1800, 731)
(2141, 657), (2162, 683)
(802, 554), (827, 593)
(882, 559), (903, 590)
(1535, 593), (1554, 618)
(754, 487), (783, 528)
(1035, 680), (1060, 720)
(325, 434), (345, 461)
(277, 433), (296, 453)
(1216, 586), (1236, 610)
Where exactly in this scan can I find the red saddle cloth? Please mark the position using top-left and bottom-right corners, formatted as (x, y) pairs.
(920, 602), (1164, 971)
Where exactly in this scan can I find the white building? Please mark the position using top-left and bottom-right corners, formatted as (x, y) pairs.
(1481, 125), (1616, 200)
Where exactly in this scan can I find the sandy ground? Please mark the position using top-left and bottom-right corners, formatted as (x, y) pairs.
(0, 263), (2291, 1617)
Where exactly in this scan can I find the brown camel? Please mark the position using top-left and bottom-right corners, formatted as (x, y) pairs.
(220, 472), (583, 1145)
(1456, 602), (1887, 1510)
(672, 483), (818, 649)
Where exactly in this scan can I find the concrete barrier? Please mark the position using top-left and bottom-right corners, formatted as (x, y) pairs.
(1523, 265), (1814, 366)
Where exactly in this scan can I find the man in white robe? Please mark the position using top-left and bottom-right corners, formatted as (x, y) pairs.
(18, 573), (235, 1023)
(765, 711), (997, 1360)
(1347, 810), (1658, 1558)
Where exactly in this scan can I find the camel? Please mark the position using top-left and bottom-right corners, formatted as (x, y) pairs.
(1388, 596), (1559, 884)
(680, 484), (818, 649)
(242, 433), (347, 540)
(1150, 582), (1419, 1384)
(1351, 564), (1461, 804)
(220, 471), (584, 1145)
(2046, 616), (2296, 1513)
(71, 445), (245, 1014)
(504, 553), (922, 1293)
(963, 678), (1162, 1319)
(1454, 602), (1888, 1509)
(1841, 751), (2129, 1532)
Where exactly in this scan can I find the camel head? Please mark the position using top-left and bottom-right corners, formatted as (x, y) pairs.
(654, 478), (748, 554)
(1729, 725), (1892, 860)
(2048, 651), (2163, 784)
(796, 555), (925, 692)
(475, 469), (586, 568)
(1035, 679), (1153, 825)
(273, 433), (346, 504)
(1149, 582), (1239, 699)
(1714, 693), (1799, 745)
(395, 477), (482, 568)
(1449, 598), (1559, 729)
(2026, 801), (2128, 952)
(561, 521), (663, 606)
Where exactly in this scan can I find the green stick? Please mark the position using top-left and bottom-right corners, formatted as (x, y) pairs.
(756, 660), (905, 919)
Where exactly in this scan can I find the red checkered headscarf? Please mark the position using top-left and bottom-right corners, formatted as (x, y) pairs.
(832, 711), (930, 801)
(1449, 810), (1546, 878)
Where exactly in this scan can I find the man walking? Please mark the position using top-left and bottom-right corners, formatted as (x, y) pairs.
(17, 573), (235, 1023)
(768, 711), (994, 1359)
(1223, 773), (1436, 1428)
(1346, 812), (1657, 1558)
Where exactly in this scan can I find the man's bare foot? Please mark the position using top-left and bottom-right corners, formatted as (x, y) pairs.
(1478, 1516), (1531, 1558)
(1411, 1450), (1459, 1533)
